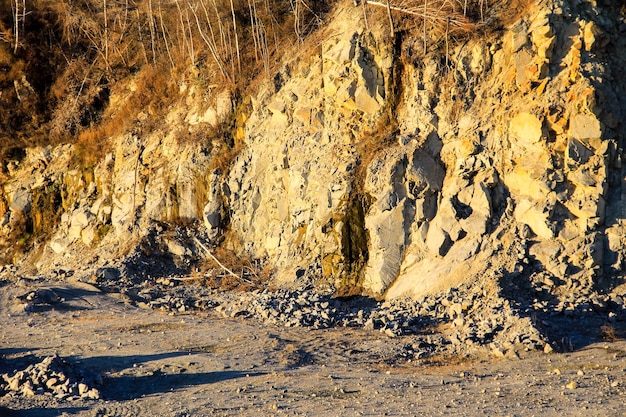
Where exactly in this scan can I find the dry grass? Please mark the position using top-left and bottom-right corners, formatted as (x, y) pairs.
(600, 324), (624, 342)
(0, 0), (332, 167)
(197, 245), (273, 292)
(366, 0), (536, 61)
(369, 0), (480, 33)
(0, 0), (532, 168)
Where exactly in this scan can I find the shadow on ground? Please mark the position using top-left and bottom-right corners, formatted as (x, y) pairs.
(2, 349), (263, 407)
(0, 406), (88, 417)
(14, 285), (103, 313)
(500, 268), (626, 352)
(102, 370), (260, 401)
(66, 352), (265, 401)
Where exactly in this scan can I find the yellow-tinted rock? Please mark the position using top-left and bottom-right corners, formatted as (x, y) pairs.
(510, 112), (543, 143)
(267, 98), (286, 115)
(293, 106), (312, 125)
(506, 166), (551, 200)
(531, 25), (555, 60)
(354, 85), (380, 115)
(583, 21), (600, 52)
(514, 199), (554, 239)
(324, 39), (355, 65)
(569, 113), (602, 140)
(514, 49), (534, 90)
(457, 139), (479, 158)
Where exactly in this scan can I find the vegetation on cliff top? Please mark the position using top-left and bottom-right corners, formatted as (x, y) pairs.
(0, 0), (525, 171)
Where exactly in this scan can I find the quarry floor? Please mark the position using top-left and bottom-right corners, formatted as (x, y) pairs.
(1, 279), (626, 417)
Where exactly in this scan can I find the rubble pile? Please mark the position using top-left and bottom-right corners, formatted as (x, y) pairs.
(0, 356), (101, 401)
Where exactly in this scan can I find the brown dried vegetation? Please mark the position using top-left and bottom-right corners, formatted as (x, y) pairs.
(197, 245), (273, 291)
(0, 0), (531, 166)
(0, 0), (330, 167)
(601, 324), (625, 343)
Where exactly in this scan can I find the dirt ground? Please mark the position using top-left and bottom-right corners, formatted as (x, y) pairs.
(1, 278), (626, 417)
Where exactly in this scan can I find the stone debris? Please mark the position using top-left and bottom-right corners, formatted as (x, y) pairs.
(14, 288), (62, 312)
(87, 266), (626, 359)
(0, 355), (101, 401)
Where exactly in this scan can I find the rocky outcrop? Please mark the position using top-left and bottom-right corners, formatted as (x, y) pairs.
(374, 0), (626, 299)
(1, 0), (625, 304)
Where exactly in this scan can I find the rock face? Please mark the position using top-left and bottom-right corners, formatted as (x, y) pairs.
(1, 0), (625, 303)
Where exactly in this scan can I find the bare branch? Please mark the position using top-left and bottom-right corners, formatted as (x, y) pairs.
(193, 237), (242, 281)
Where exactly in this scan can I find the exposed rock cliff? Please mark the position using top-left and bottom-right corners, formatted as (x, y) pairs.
(1, 0), (625, 304)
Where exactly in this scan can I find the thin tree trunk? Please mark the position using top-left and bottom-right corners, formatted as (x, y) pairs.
(252, 0), (268, 74)
(423, 0), (427, 53)
(264, 0), (278, 52)
(158, 0), (175, 69)
(13, 0), (21, 53)
(104, 0), (109, 65)
(204, 0), (225, 52)
(147, 0), (158, 63)
(174, 0), (191, 65)
(230, 0), (241, 73)
(445, 16), (449, 68)
(293, 0), (300, 41)
(189, 3), (230, 81)
(136, 8), (150, 65)
(198, 0), (219, 56)
(362, 0), (369, 30)
(386, 0), (394, 34)
(185, 8), (196, 67)
(248, 0), (260, 62)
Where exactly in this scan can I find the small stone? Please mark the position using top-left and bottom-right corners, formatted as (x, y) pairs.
(85, 388), (100, 399)
(22, 382), (35, 397)
(553, 368), (561, 375)
(46, 377), (59, 389)
(577, 370), (584, 376)
(543, 343), (554, 354)
(566, 381), (577, 390)
(8, 377), (20, 391)
(78, 383), (89, 395)
(384, 328), (397, 338)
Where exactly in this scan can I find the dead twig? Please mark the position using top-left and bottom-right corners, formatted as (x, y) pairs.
(364, 0), (477, 32)
(192, 236), (242, 282)
(386, 0), (395, 34)
(168, 276), (203, 281)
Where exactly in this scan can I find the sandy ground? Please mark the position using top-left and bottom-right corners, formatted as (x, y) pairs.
(1, 278), (626, 417)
